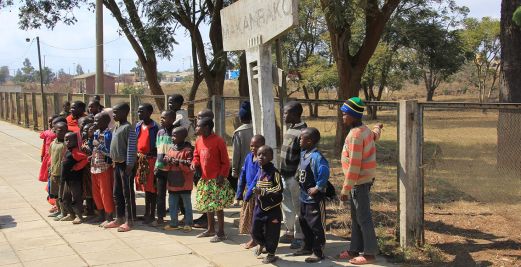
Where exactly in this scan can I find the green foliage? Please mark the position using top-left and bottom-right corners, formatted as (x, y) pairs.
(300, 55), (338, 92)
(514, 6), (521, 27)
(120, 85), (145, 95)
(76, 64), (84, 75)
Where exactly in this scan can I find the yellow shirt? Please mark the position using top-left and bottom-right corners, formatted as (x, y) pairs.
(49, 139), (65, 177)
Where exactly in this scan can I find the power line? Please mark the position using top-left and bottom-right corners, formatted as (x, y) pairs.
(3, 39), (35, 67)
(40, 36), (124, 51)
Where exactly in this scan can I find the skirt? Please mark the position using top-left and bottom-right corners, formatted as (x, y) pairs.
(135, 157), (157, 193)
(195, 178), (234, 213)
(239, 197), (256, 234)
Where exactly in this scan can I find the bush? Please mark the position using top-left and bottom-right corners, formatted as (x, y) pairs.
(120, 85), (145, 95)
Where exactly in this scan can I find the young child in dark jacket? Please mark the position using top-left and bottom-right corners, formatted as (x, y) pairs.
(292, 127), (330, 263)
(61, 132), (89, 224)
(251, 145), (284, 264)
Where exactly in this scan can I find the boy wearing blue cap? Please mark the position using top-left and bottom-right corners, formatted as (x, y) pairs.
(338, 97), (382, 265)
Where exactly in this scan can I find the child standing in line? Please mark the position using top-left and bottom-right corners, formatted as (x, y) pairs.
(88, 100), (102, 116)
(231, 101), (253, 199)
(92, 112), (116, 227)
(251, 145), (284, 264)
(154, 110), (176, 226)
(135, 103), (159, 225)
(191, 118), (234, 242)
(280, 101), (307, 249)
(236, 135), (265, 249)
(105, 103), (137, 232)
(61, 132), (89, 224)
(59, 101), (71, 117)
(168, 94), (193, 138)
(39, 115), (59, 182)
(292, 127), (330, 263)
(338, 97), (382, 265)
(48, 122), (68, 220)
(163, 127), (194, 232)
(80, 123), (96, 219)
(67, 101), (87, 133)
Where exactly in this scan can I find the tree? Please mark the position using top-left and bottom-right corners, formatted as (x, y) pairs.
(76, 64), (84, 75)
(150, 0), (228, 99)
(300, 55), (338, 117)
(35, 67), (56, 85)
(0, 66), (9, 84)
(9, 0), (178, 109)
(130, 60), (145, 86)
(498, 0), (521, 174)
(461, 17), (501, 102)
(21, 58), (35, 82)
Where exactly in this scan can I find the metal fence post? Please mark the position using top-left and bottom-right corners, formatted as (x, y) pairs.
(23, 93), (29, 128)
(31, 93), (38, 130)
(212, 95), (225, 137)
(398, 100), (424, 248)
(15, 92), (21, 125)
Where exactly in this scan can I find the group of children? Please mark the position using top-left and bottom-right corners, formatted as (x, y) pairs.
(38, 94), (382, 265)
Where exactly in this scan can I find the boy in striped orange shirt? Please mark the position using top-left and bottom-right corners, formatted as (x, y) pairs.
(339, 97), (382, 265)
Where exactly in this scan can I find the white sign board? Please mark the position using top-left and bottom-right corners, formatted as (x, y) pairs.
(221, 0), (298, 51)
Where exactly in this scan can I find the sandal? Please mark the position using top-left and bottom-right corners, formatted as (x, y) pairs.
(196, 231), (215, 238)
(209, 234), (227, 243)
(242, 240), (257, 249)
(349, 255), (376, 265)
(253, 246), (264, 258)
(117, 223), (131, 232)
(338, 250), (359, 260)
(103, 220), (122, 229)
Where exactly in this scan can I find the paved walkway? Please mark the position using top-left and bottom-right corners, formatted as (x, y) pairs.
(0, 121), (392, 267)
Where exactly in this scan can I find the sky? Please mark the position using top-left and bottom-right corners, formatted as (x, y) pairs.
(0, 0), (501, 76)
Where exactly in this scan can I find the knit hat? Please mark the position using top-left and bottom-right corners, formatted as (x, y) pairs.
(340, 97), (365, 119)
(239, 101), (252, 121)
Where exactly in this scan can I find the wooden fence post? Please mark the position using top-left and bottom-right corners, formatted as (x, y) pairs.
(0, 92), (4, 120)
(129, 94), (135, 123)
(82, 93), (89, 104)
(105, 94), (111, 108)
(211, 95), (225, 137)
(164, 94), (169, 111)
(23, 93), (29, 128)
(15, 93), (22, 125)
(53, 93), (60, 115)
(31, 93), (39, 130)
(11, 93), (16, 123)
(398, 100), (424, 248)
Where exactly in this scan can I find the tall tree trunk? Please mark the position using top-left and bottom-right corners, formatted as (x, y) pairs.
(188, 37), (203, 119)
(312, 89), (320, 118)
(238, 52), (249, 98)
(426, 88), (435, 102)
(302, 84), (314, 117)
(142, 61), (165, 110)
(498, 0), (521, 175)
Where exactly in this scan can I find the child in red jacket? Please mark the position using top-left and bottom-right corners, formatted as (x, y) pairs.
(163, 127), (194, 232)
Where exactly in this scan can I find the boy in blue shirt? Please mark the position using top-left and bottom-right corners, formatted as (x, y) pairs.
(293, 127), (330, 263)
(236, 135), (264, 249)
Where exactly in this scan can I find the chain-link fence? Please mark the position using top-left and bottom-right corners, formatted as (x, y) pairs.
(421, 103), (521, 264)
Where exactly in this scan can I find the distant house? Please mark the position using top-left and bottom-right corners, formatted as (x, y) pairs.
(72, 73), (116, 94)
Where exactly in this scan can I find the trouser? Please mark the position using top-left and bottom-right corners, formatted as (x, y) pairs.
(58, 178), (66, 215)
(281, 176), (303, 239)
(144, 192), (157, 219)
(92, 168), (115, 213)
(349, 182), (378, 255)
(62, 179), (84, 216)
(49, 175), (60, 198)
(300, 200), (326, 257)
(251, 205), (282, 255)
(113, 162), (136, 223)
(169, 192), (193, 226)
(156, 170), (168, 218)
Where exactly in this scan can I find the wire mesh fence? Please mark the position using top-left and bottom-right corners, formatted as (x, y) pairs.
(420, 104), (521, 262)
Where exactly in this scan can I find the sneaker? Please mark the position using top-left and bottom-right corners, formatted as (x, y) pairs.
(164, 225), (180, 231)
(60, 214), (76, 221)
(263, 254), (278, 264)
(48, 211), (61, 217)
(182, 225), (192, 232)
(53, 214), (65, 221)
(305, 253), (324, 263)
(290, 238), (303, 249)
(279, 234), (294, 244)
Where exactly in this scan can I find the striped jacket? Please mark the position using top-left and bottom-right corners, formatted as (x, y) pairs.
(341, 124), (381, 195)
(280, 122), (307, 177)
(109, 122), (137, 167)
(155, 127), (174, 171)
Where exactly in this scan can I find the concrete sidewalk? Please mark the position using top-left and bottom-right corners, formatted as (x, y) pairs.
(0, 121), (393, 267)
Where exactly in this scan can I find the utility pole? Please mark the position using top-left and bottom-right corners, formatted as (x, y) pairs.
(95, 0), (104, 94)
(36, 37), (48, 130)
